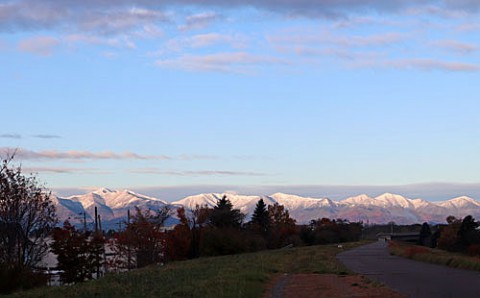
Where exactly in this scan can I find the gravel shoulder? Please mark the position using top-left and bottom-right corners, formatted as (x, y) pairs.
(264, 273), (404, 298)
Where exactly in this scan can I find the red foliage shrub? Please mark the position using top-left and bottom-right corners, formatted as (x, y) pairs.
(405, 245), (429, 258)
(467, 244), (480, 257)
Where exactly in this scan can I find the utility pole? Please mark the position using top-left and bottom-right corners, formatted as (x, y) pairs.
(94, 206), (98, 233)
(83, 211), (87, 234)
(127, 209), (132, 270)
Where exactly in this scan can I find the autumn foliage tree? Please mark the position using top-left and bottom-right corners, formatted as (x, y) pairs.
(438, 216), (462, 251)
(166, 205), (211, 260)
(267, 203), (297, 248)
(51, 221), (105, 284)
(0, 156), (56, 293)
(111, 206), (172, 269)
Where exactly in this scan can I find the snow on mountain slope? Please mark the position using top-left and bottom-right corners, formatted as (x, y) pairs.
(67, 192), (115, 221)
(269, 193), (336, 209)
(267, 193), (339, 223)
(53, 189), (480, 225)
(51, 195), (92, 222)
(340, 194), (376, 206)
(373, 193), (415, 209)
(173, 193), (265, 217)
(94, 188), (166, 209)
(436, 196), (480, 218)
(438, 196), (480, 208)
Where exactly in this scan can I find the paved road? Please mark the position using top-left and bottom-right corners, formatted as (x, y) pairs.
(337, 241), (480, 298)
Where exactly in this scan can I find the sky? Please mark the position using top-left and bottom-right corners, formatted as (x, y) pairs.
(1, 0), (480, 201)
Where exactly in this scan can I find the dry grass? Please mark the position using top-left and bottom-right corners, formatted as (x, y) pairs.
(388, 241), (480, 271)
(8, 242), (368, 298)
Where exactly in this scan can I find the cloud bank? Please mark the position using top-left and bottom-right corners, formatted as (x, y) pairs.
(2, 0), (480, 33)
(130, 168), (267, 177)
(1, 147), (172, 161)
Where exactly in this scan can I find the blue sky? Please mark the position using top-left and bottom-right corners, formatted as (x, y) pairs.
(1, 0), (480, 201)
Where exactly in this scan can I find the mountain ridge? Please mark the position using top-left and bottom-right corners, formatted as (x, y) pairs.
(52, 188), (480, 227)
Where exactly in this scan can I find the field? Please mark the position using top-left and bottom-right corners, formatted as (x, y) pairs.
(388, 241), (480, 271)
(9, 242), (367, 298)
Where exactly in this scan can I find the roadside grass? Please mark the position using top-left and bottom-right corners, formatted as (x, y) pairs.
(8, 241), (368, 298)
(388, 241), (480, 272)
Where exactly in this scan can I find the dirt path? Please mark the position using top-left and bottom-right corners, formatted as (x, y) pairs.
(264, 273), (404, 298)
(337, 241), (480, 298)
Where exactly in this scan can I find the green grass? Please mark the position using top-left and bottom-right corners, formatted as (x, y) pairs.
(389, 241), (480, 272)
(8, 242), (367, 298)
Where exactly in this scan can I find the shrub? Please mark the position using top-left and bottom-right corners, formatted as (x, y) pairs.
(0, 266), (48, 294)
(467, 244), (480, 257)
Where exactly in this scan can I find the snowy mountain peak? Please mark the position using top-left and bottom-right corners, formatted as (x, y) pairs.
(376, 192), (407, 200)
(93, 187), (116, 194)
(374, 193), (412, 208)
(341, 194), (375, 205)
(53, 189), (480, 226)
(438, 196), (479, 208)
(450, 196), (476, 203)
(270, 193), (307, 200)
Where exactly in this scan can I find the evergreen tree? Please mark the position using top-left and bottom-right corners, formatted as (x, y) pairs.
(458, 215), (480, 250)
(209, 195), (244, 228)
(418, 222), (432, 246)
(250, 199), (270, 234)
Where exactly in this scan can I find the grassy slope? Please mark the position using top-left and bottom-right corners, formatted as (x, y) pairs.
(388, 241), (480, 272)
(9, 242), (366, 298)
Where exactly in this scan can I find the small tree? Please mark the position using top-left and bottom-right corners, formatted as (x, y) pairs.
(267, 203), (297, 248)
(51, 221), (105, 284)
(0, 156), (56, 292)
(113, 206), (172, 268)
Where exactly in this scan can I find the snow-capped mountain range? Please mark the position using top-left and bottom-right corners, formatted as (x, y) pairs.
(52, 188), (480, 227)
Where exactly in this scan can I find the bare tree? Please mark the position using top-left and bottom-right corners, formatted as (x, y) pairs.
(0, 156), (57, 269)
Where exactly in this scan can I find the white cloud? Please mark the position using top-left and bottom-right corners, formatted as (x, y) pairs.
(18, 36), (59, 56)
(156, 51), (286, 73)
(23, 167), (111, 174)
(130, 168), (267, 177)
(431, 40), (479, 54)
(134, 24), (164, 38)
(268, 31), (406, 49)
(78, 7), (169, 36)
(356, 58), (480, 72)
(0, 147), (220, 161)
(1, 147), (172, 160)
(178, 12), (223, 31)
(64, 34), (136, 49)
(189, 33), (235, 48)
(455, 23), (480, 32)
(160, 32), (247, 56)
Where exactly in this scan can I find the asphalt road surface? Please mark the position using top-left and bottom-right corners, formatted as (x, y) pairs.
(337, 241), (480, 298)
